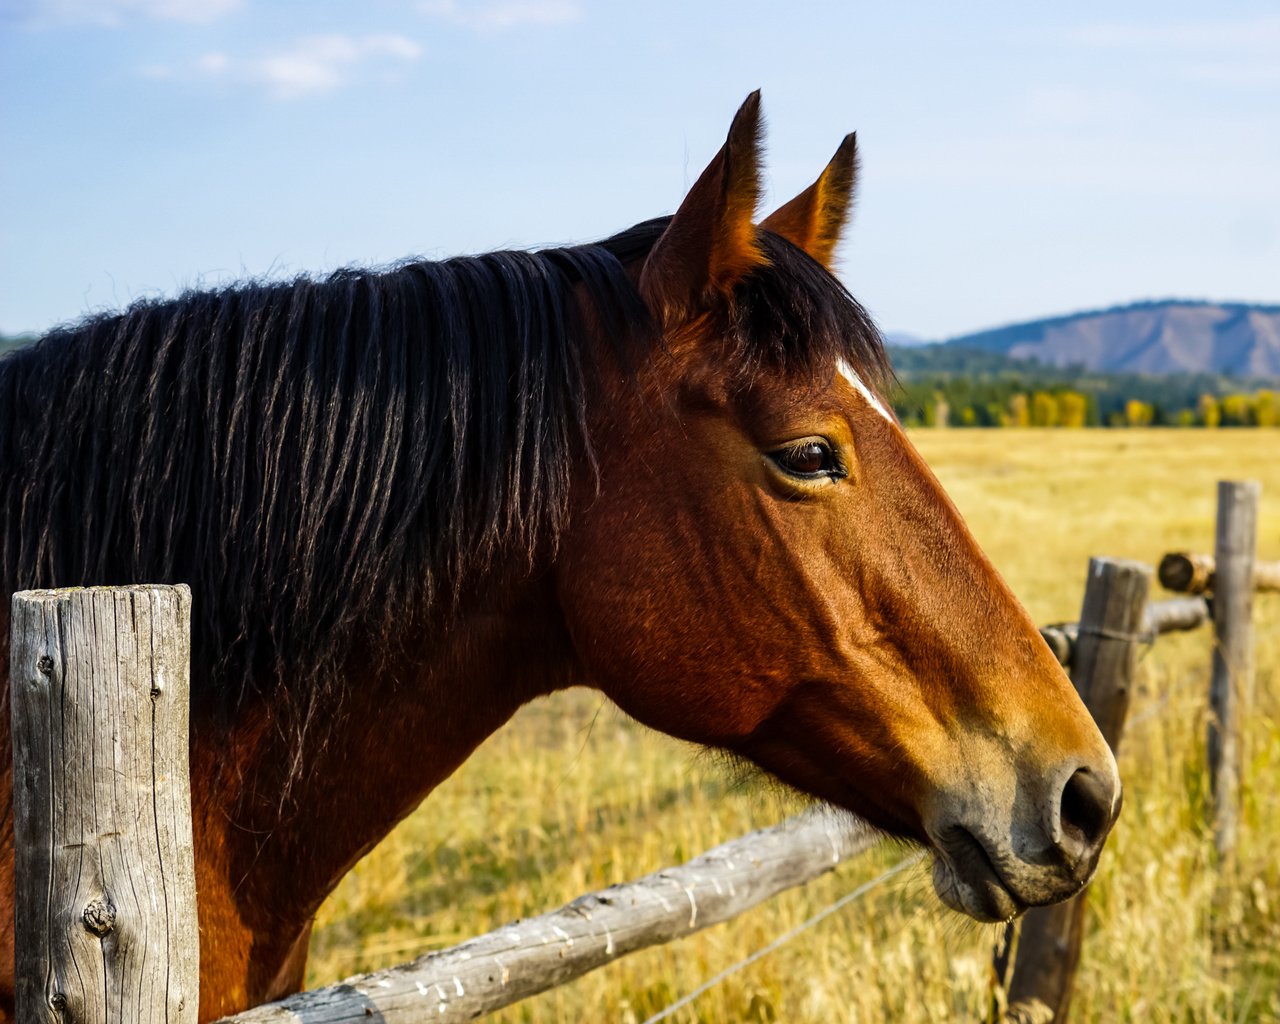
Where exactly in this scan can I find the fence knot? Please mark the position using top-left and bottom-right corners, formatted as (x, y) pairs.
(82, 897), (117, 938)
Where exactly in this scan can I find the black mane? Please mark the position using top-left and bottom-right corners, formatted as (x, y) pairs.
(0, 219), (887, 761)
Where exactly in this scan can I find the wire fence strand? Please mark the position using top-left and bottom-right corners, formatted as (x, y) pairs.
(641, 851), (926, 1024)
(641, 661), (1214, 1024)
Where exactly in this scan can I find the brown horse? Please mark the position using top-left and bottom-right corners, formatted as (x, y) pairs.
(0, 93), (1119, 1020)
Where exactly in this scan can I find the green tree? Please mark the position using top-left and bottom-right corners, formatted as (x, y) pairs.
(924, 392), (950, 428)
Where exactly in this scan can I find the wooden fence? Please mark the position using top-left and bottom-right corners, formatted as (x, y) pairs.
(9, 481), (1271, 1023)
(11, 585), (198, 1023)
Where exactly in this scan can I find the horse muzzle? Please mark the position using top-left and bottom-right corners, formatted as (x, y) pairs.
(924, 754), (1122, 922)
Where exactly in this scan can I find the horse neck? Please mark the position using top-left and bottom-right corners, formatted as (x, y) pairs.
(197, 563), (580, 942)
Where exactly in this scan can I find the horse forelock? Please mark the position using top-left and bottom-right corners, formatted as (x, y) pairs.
(600, 216), (893, 397)
(725, 230), (893, 398)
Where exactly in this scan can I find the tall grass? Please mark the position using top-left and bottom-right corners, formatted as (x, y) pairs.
(308, 430), (1280, 1023)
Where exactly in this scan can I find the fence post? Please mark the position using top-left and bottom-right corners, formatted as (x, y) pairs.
(997, 557), (1150, 1024)
(10, 585), (199, 1022)
(1208, 480), (1260, 862)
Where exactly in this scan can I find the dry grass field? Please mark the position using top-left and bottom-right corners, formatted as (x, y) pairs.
(308, 430), (1280, 1023)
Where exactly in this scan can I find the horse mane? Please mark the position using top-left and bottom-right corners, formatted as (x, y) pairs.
(0, 218), (888, 777)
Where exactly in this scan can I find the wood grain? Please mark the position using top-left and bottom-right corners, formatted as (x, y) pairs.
(10, 585), (198, 1023)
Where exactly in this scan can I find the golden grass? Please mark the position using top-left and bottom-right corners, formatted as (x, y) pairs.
(308, 430), (1280, 1023)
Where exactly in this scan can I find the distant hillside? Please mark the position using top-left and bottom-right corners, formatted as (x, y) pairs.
(0, 333), (34, 356)
(945, 300), (1280, 379)
(887, 341), (1277, 428)
(882, 330), (931, 348)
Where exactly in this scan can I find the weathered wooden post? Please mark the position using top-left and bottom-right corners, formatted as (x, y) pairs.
(996, 557), (1151, 1024)
(1207, 480), (1260, 862)
(10, 585), (199, 1022)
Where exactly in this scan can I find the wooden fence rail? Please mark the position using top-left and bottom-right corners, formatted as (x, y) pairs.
(1158, 550), (1280, 595)
(223, 811), (876, 1023)
(1038, 594), (1209, 666)
(9, 481), (1268, 1024)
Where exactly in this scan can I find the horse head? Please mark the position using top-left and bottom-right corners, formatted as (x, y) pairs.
(557, 92), (1120, 922)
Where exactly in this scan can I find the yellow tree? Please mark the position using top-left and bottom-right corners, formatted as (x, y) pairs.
(1058, 391), (1088, 428)
(1125, 398), (1154, 427)
(1008, 393), (1030, 427)
(1031, 391), (1059, 427)
(1222, 393), (1252, 426)
(1198, 393), (1221, 428)
(1256, 390), (1277, 427)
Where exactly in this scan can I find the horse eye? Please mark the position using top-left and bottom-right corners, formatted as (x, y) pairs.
(770, 441), (842, 480)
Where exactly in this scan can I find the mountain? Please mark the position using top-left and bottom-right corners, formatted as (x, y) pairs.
(882, 330), (933, 348)
(944, 300), (1280, 379)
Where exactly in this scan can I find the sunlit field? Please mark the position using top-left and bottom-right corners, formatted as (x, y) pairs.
(309, 430), (1280, 1023)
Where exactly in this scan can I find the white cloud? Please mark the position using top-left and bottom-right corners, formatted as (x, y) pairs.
(186, 33), (422, 99)
(25, 0), (243, 26)
(420, 0), (579, 32)
(197, 51), (229, 74)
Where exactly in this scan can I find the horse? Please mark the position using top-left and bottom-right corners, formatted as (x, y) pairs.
(0, 92), (1120, 1020)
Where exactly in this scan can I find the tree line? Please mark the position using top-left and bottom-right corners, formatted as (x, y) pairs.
(889, 346), (1280, 428)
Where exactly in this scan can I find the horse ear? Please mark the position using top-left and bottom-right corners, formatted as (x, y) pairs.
(639, 91), (766, 320)
(760, 133), (857, 269)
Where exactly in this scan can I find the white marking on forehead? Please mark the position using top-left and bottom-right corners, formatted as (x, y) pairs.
(836, 358), (893, 422)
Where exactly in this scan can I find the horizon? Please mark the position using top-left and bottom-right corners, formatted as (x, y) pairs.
(3, 1), (1278, 339)
(5, 294), (1274, 350)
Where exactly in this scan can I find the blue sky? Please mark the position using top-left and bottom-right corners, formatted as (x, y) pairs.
(2, 0), (1277, 339)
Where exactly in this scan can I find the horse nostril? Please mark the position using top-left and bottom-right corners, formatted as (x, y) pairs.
(1058, 767), (1113, 859)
